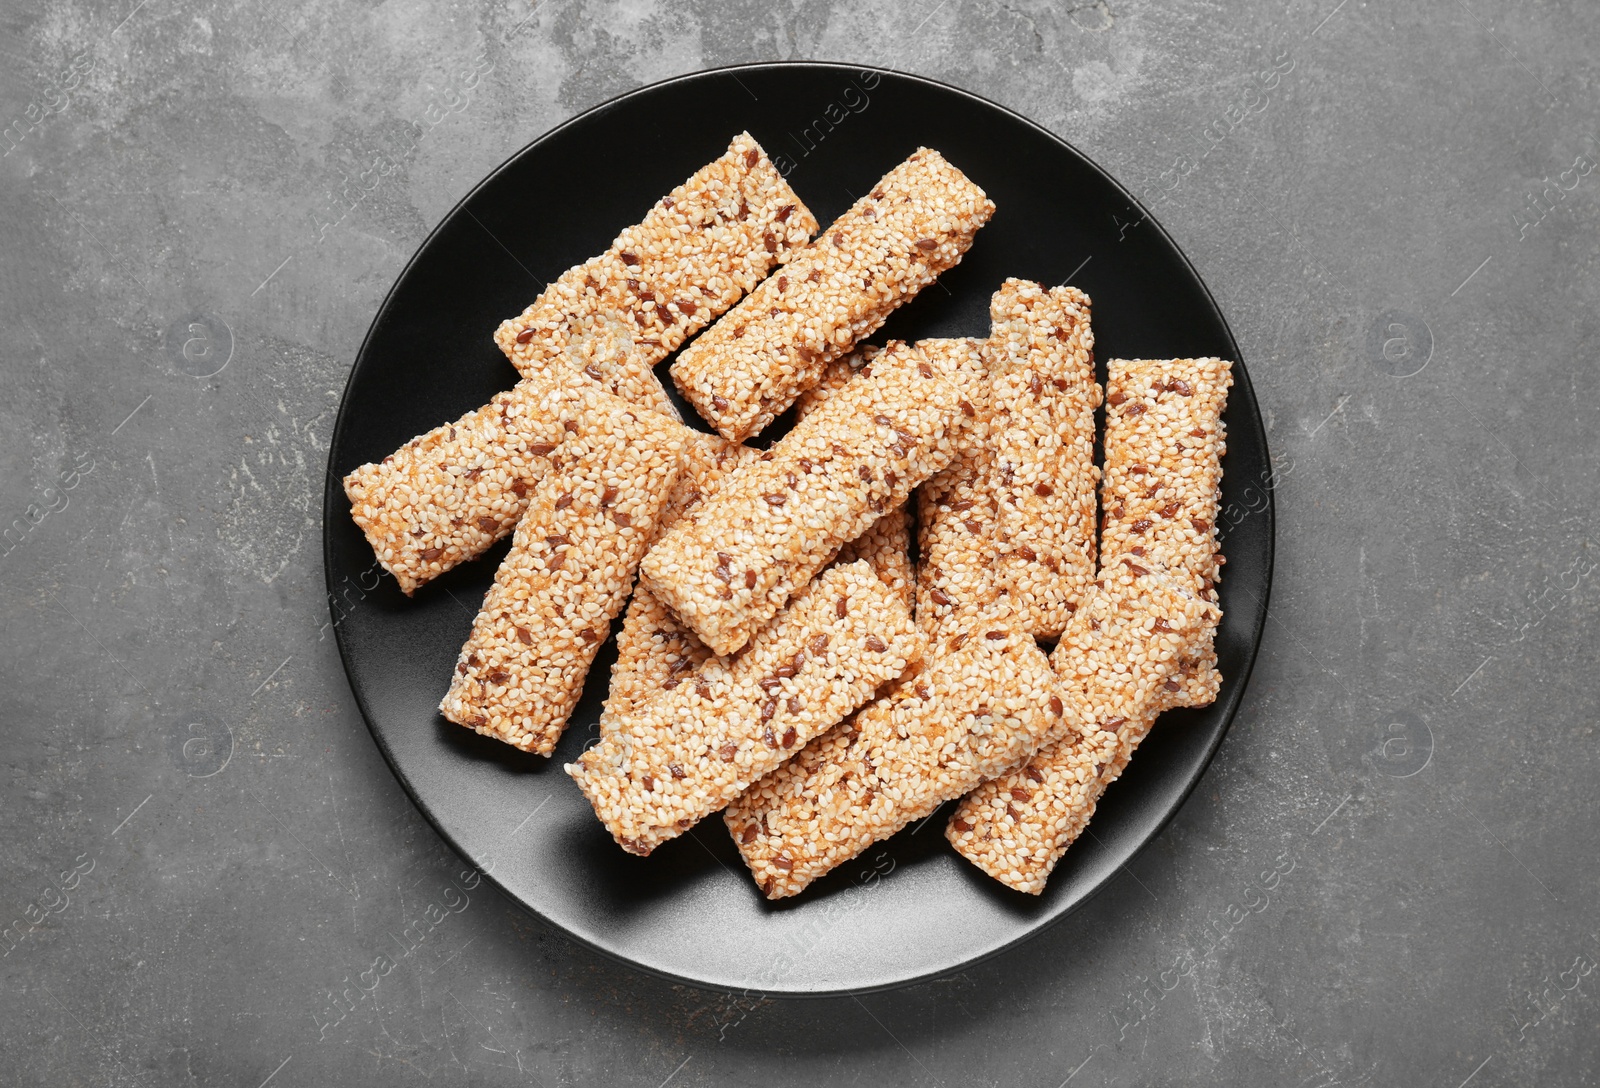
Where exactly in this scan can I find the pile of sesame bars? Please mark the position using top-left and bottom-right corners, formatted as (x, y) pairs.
(343, 133), (1232, 899)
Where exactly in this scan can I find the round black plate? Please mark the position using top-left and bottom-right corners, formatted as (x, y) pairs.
(323, 62), (1273, 996)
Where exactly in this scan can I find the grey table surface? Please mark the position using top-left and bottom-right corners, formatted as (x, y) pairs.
(3, 0), (1598, 1084)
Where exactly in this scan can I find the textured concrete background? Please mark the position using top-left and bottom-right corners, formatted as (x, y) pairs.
(3, 0), (1598, 1084)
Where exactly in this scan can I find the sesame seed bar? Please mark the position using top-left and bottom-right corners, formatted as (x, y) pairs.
(494, 133), (818, 416)
(913, 337), (1001, 636)
(726, 619), (1065, 899)
(1099, 356), (1232, 702)
(437, 401), (687, 755)
(1100, 357), (1232, 595)
(670, 149), (995, 441)
(567, 561), (923, 855)
(640, 341), (964, 656)
(599, 433), (760, 733)
(345, 374), (665, 596)
(791, 347), (913, 608)
(987, 279), (1101, 639)
(944, 558), (1220, 893)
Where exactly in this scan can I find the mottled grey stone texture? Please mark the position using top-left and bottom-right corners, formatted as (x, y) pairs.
(3, 0), (1598, 1084)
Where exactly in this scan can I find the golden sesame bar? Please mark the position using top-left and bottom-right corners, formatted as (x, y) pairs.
(640, 341), (964, 656)
(437, 403), (687, 755)
(1099, 356), (1232, 702)
(344, 374), (675, 596)
(568, 561), (923, 855)
(791, 347), (912, 607)
(599, 434), (760, 733)
(1100, 357), (1232, 596)
(670, 148), (995, 441)
(727, 619), (1064, 899)
(494, 133), (818, 416)
(945, 557), (1219, 894)
(912, 337), (1000, 637)
(987, 279), (1101, 639)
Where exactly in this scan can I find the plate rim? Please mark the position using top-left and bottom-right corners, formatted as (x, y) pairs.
(322, 59), (1275, 998)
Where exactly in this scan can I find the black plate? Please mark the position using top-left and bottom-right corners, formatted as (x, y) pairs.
(323, 62), (1273, 996)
